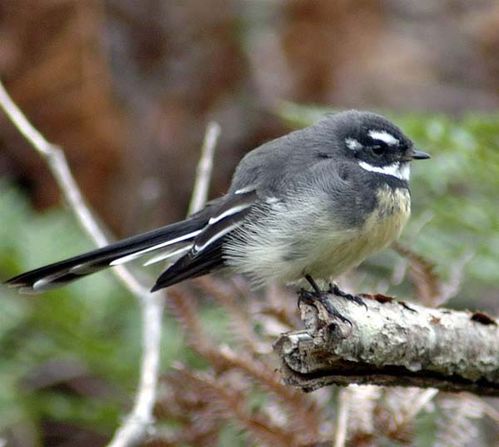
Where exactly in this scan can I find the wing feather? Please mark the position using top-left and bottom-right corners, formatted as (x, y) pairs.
(151, 189), (257, 290)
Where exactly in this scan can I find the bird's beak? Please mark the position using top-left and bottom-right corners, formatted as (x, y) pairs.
(407, 148), (431, 160)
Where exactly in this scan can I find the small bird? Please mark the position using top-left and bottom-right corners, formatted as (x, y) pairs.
(5, 111), (429, 309)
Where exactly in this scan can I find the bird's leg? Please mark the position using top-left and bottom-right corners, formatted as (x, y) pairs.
(328, 282), (367, 309)
(305, 274), (323, 295)
(304, 274), (365, 308)
(299, 274), (352, 325)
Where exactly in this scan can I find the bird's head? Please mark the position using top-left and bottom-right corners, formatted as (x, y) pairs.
(316, 111), (430, 181)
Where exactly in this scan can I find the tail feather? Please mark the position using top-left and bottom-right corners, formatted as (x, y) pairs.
(5, 214), (209, 293)
(151, 237), (224, 291)
(142, 245), (192, 266)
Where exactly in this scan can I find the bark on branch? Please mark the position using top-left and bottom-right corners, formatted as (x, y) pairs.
(274, 292), (498, 396)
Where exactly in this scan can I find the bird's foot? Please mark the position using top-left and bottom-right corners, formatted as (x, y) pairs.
(298, 288), (352, 326)
(328, 282), (368, 310)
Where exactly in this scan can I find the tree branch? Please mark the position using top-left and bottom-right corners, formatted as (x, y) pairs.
(188, 121), (221, 215)
(274, 293), (498, 396)
(0, 80), (163, 447)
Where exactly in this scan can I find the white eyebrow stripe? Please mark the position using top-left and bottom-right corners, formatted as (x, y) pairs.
(208, 203), (252, 225)
(368, 130), (399, 146)
(109, 229), (202, 265)
(358, 161), (410, 181)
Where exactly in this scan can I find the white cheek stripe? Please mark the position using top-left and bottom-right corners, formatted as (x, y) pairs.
(368, 130), (399, 146)
(358, 161), (410, 181)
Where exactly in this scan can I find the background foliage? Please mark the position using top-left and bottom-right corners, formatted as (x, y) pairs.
(1, 0), (498, 445)
(1, 110), (498, 446)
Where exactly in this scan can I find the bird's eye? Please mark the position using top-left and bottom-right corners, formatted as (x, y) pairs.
(370, 145), (385, 156)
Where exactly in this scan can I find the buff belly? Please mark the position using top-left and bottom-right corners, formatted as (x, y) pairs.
(225, 186), (411, 286)
(304, 187), (411, 280)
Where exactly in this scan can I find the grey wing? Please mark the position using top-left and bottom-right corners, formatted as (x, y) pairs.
(151, 135), (307, 291)
(227, 133), (303, 196)
(151, 188), (258, 291)
(228, 128), (330, 199)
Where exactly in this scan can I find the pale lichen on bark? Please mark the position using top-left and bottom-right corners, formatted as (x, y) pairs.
(274, 293), (498, 396)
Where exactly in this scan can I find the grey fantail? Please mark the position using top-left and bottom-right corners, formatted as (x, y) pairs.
(5, 110), (430, 299)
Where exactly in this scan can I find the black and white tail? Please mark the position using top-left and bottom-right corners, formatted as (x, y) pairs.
(5, 188), (258, 294)
(5, 213), (210, 294)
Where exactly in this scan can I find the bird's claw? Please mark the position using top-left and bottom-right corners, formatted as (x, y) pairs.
(298, 288), (353, 326)
(328, 283), (368, 310)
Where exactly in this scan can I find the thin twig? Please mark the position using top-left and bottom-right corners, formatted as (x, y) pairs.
(334, 388), (350, 447)
(0, 80), (163, 447)
(188, 121), (221, 215)
(108, 293), (163, 447)
(397, 388), (439, 427)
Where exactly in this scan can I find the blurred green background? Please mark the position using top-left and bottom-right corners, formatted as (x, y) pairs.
(1, 110), (498, 446)
(1, 1), (498, 446)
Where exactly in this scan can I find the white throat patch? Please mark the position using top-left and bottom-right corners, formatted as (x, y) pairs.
(368, 130), (399, 146)
(358, 161), (410, 181)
